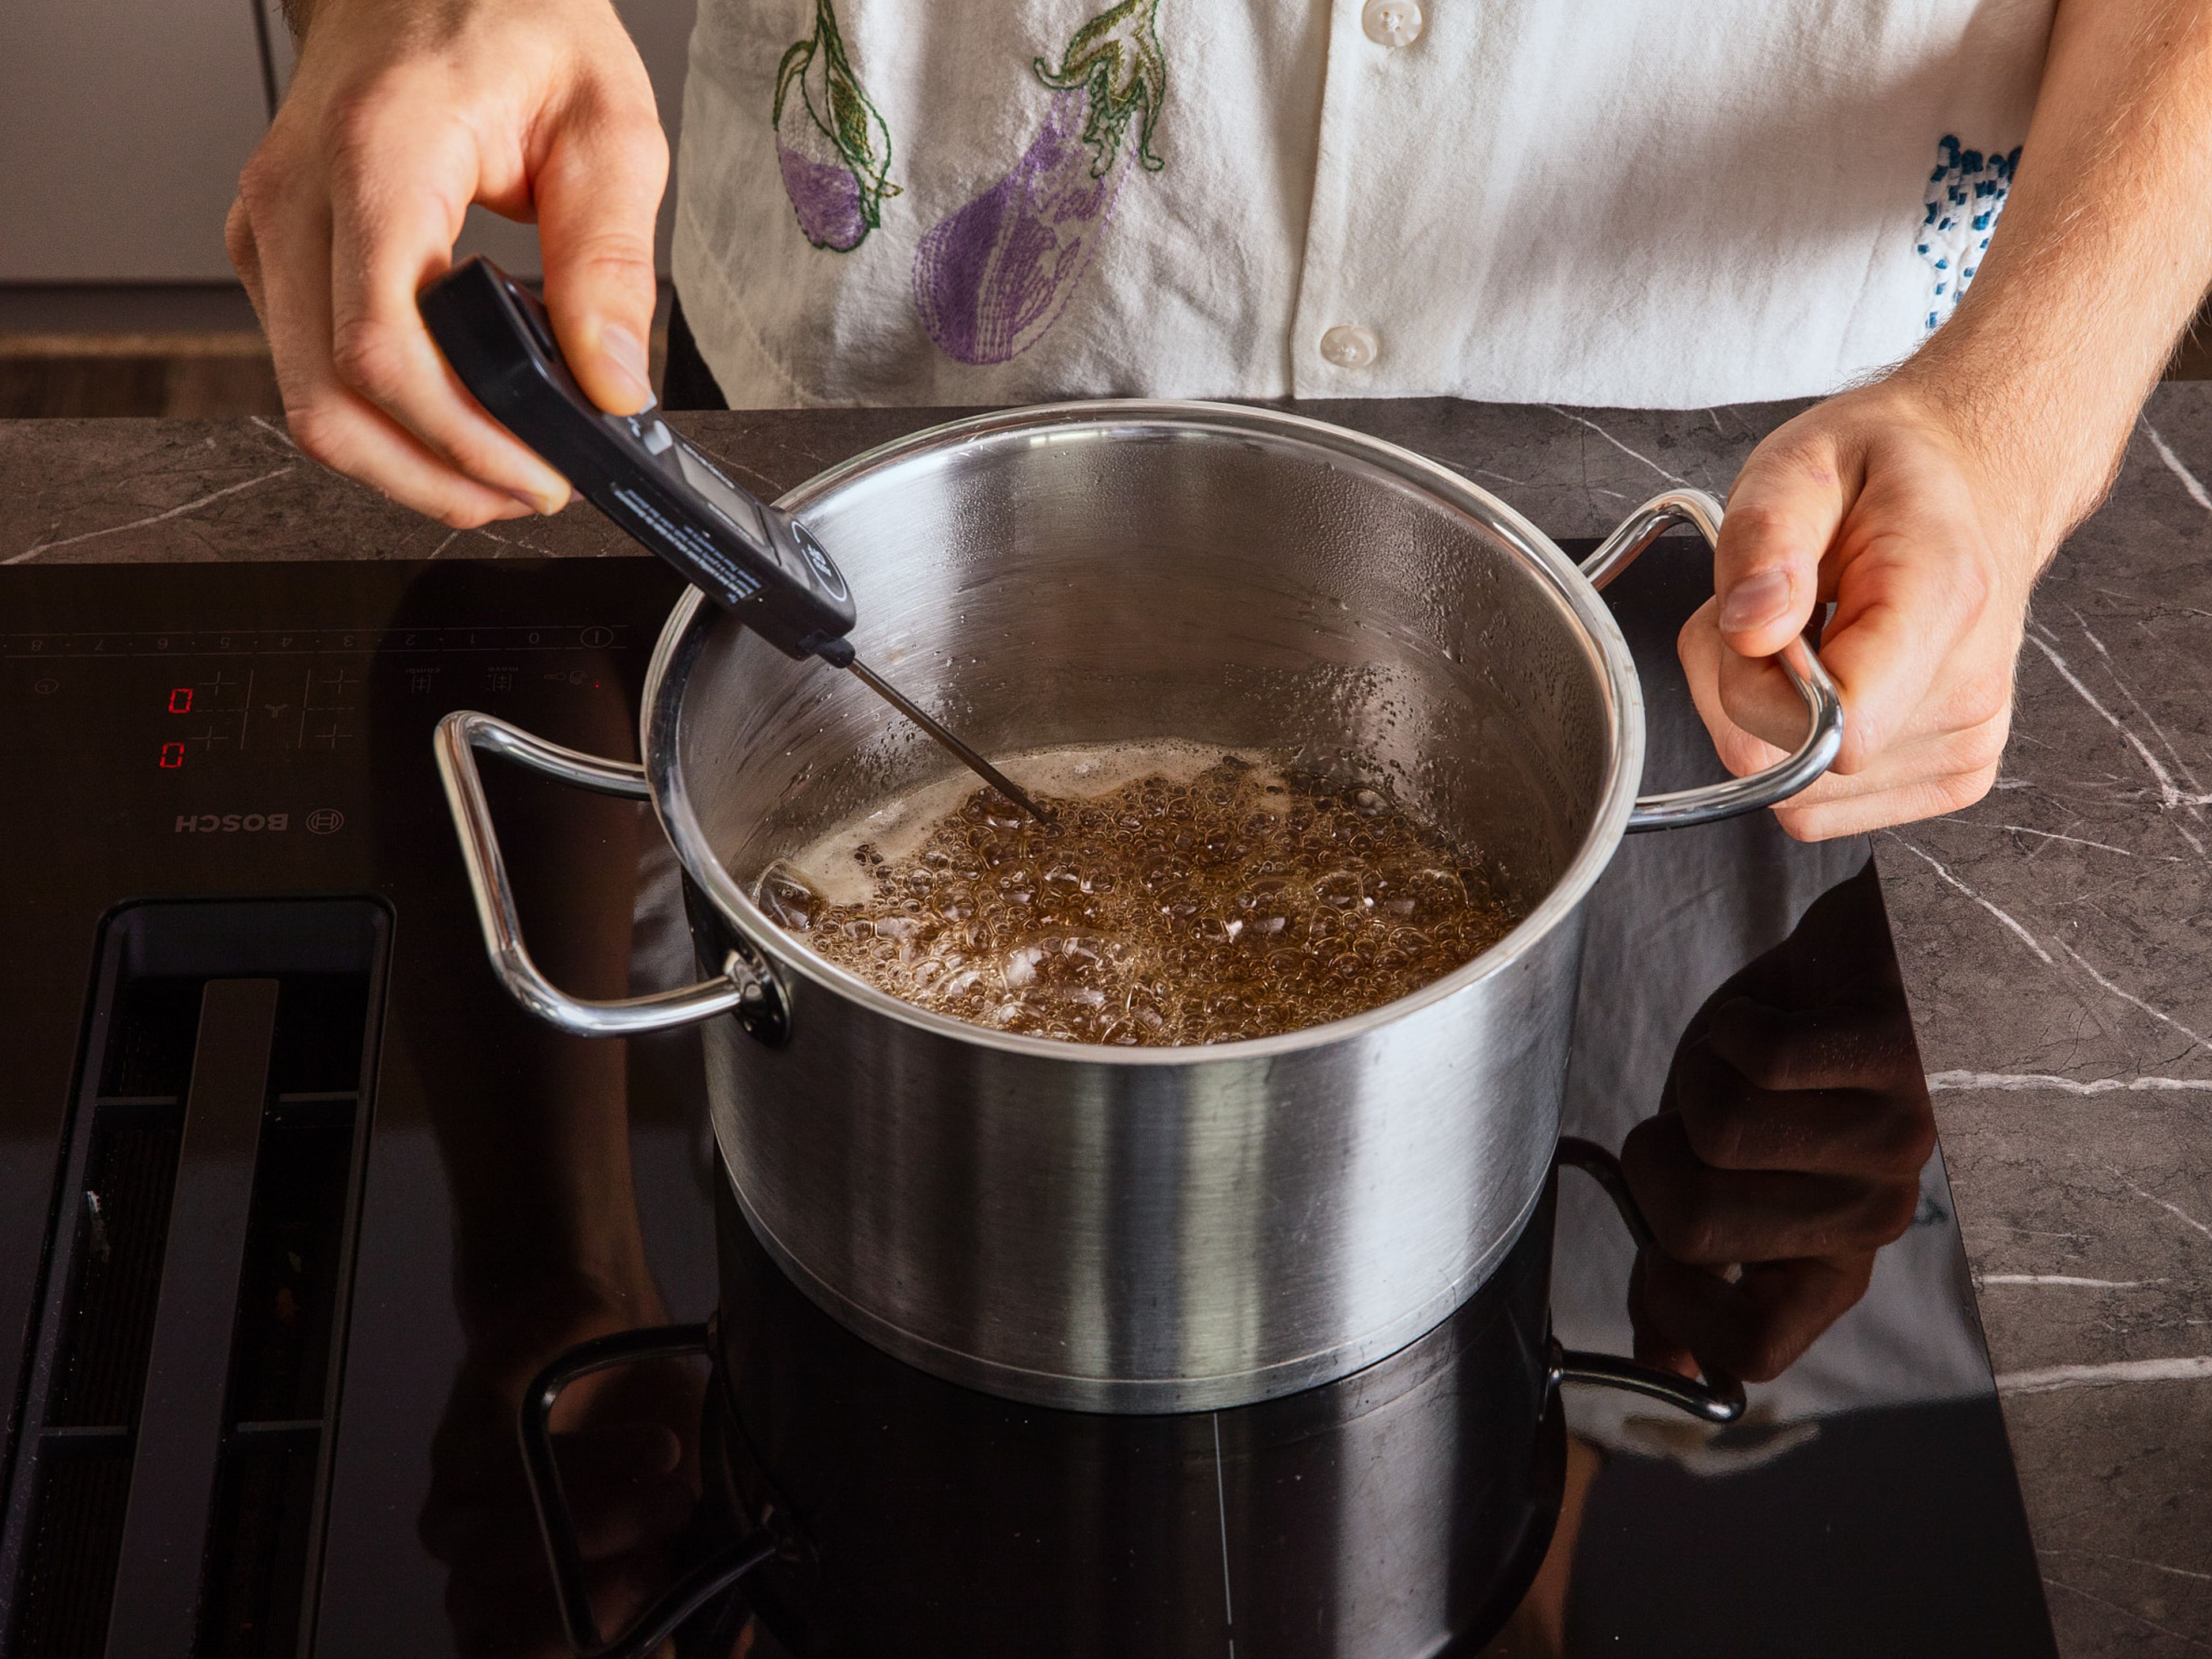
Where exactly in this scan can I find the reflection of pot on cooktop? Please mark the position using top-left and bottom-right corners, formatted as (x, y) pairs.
(0, 551), (2057, 1659)
(523, 1149), (1729, 1659)
(707, 1177), (1569, 1659)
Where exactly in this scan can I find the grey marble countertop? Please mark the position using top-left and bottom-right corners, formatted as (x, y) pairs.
(8, 390), (2212, 1654)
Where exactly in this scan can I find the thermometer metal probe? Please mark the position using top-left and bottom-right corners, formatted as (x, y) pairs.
(841, 657), (1046, 824)
(419, 256), (1051, 824)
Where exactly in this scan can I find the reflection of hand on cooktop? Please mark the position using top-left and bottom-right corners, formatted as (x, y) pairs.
(418, 1285), (706, 1658)
(1620, 864), (1936, 1385)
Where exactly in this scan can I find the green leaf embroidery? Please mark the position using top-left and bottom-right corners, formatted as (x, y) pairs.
(1034, 0), (1166, 177)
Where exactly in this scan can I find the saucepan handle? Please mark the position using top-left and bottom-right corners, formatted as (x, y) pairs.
(1582, 488), (1844, 832)
(520, 1322), (778, 1659)
(434, 709), (787, 1040)
(1550, 1135), (1747, 1424)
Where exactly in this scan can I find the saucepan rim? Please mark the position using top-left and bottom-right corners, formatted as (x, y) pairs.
(641, 399), (1646, 1065)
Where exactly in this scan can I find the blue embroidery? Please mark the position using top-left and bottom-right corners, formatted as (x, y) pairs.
(1919, 135), (2020, 332)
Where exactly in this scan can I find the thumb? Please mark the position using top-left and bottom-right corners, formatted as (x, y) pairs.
(1711, 443), (1849, 658)
(534, 89), (668, 416)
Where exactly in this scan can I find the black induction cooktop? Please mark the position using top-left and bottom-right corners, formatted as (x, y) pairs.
(0, 551), (2055, 1658)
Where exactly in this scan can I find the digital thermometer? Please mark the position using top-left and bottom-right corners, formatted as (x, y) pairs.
(419, 257), (1046, 819)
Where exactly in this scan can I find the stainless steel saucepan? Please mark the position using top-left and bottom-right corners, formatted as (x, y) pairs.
(435, 402), (1842, 1414)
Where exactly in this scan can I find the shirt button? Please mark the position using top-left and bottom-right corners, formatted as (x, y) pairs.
(1361, 0), (1423, 48)
(1319, 325), (1380, 369)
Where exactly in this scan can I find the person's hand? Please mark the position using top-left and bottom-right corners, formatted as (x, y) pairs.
(226, 0), (665, 527)
(1681, 378), (2058, 840)
(1621, 867), (1936, 1383)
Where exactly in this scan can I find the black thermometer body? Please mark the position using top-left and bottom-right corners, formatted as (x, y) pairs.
(419, 257), (857, 663)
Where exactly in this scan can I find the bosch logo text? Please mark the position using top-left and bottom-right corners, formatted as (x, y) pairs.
(175, 812), (290, 834)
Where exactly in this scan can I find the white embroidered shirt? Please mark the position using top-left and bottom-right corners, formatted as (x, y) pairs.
(672, 0), (2051, 411)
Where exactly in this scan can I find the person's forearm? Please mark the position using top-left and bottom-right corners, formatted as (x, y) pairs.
(1893, 0), (2212, 550)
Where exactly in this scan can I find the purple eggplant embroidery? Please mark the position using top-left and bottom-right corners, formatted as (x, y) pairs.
(912, 90), (1130, 365)
(912, 0), (1165, 366)
(773, 0), (899, 252)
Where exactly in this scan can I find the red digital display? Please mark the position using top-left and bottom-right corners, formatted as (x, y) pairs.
(159, 743), (185, 770)
(168, 687), (193, 713)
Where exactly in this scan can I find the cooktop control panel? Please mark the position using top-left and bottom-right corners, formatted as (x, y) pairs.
(5, 622), (628, 774)
(0, 562), (680, 865)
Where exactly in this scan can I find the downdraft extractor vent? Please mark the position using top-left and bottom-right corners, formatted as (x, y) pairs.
(1, 899), (389, 1659)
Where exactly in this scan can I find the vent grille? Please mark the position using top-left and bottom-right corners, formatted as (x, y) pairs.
(1, 900), (389, 1659)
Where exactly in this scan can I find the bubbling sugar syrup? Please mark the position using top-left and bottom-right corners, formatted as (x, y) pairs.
(750, 742), (1523, 1047)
